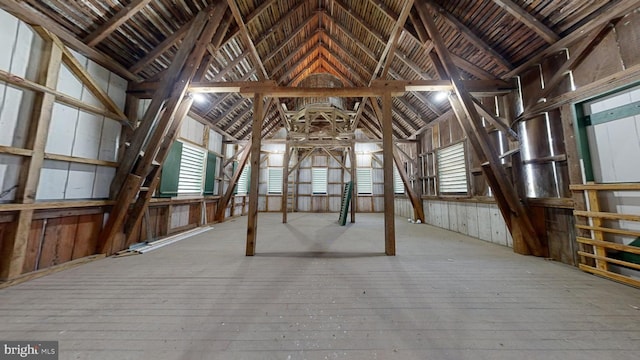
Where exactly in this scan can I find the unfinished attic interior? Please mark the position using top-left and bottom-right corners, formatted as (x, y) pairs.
(1, 0), (640, 357)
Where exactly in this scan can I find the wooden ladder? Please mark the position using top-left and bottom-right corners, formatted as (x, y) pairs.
(338, 181), (353, 226)
(285, 175), (296, 213)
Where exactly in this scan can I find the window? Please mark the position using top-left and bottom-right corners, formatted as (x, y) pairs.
(236, 165), (250, 195)
(437, 142), (468, 194)
(177, 143), (207, 195)
(356, 168), (372, 194)
(311, 167), (327, 194)
(268, 167), (283, 194)
(393, 165), (404, 194)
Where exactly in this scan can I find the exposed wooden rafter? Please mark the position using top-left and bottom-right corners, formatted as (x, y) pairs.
(424, 0), (513, 71)
(490, 0), (559, 44)
(85, 0), (153, 47)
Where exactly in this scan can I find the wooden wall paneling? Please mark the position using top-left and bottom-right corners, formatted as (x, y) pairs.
(616, 10), (640, 68)
(38, 216), (77, 269)
(571, 30), (624, 88)
(21, 219), (45, 274)
(519, 65), (543, 111)
(72, 213), (101, 259)
(541, 50), (572, 99)
(545, 207), (576, 265)
(439, 119), (451, 146)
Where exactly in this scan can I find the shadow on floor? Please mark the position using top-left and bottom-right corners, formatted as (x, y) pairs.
(254, 251), (387, 258)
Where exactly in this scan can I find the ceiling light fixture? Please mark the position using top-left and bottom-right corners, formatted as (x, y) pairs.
(434, 91), (448, 102)
(191, 93), (208, 104)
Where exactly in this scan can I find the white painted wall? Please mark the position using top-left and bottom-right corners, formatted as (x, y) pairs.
(0, 9), (126, 202)
(180, 116), (205, 145)
(38, 49), (126, 200)
(0, 10), (40, 202)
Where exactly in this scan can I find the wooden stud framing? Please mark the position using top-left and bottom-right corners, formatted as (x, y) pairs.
(0, 29), (62, 280)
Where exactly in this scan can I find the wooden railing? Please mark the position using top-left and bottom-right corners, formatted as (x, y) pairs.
(570, 182), (640, 287)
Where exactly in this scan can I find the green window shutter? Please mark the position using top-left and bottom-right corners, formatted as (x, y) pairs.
(158, 141), (183, 197)
(204, 152), (217, 195)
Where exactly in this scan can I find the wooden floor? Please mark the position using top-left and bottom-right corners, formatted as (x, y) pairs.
(1, 213), (639, 359)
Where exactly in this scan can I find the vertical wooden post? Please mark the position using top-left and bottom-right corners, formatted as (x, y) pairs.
(282, 140), (290, 223)
(382, 93), (396, 256)
(0, 32), (62, 280)
(246, 94), (264, 256)
(350, 144), (357, 223)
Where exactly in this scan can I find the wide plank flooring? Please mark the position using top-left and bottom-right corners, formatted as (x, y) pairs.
(1, 213), (639, 359)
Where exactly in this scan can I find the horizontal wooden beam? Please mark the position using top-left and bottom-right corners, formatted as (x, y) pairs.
(0, 200), (115, 213)
(188, 79), (517, 97)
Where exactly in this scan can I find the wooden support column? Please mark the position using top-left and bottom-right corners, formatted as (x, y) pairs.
(282, 140), (290, 223)
(0, 30), (62, 280)
(382, 93), (396, 256)
(246, 94), (264, 256)
(417, 2), (545, 256)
